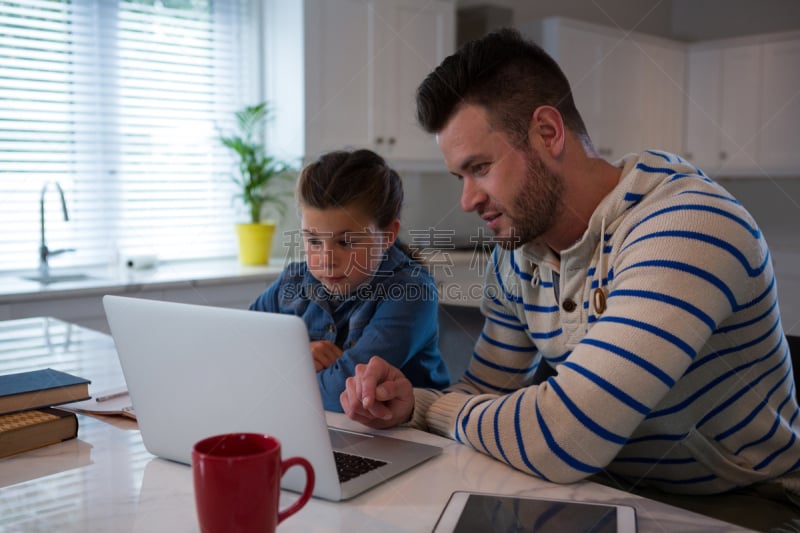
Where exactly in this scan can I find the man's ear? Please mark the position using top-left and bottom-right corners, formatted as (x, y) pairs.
(529, 105), (566, 158)
(383, 218), (400, 249)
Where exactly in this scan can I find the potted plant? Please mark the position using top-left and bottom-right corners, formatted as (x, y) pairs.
(220, 102), (296, 265)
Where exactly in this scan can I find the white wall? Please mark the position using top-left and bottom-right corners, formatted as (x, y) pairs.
(671, 0), (800, 41)
(455, 0), (800, 41)
(456, 0), (675, 38)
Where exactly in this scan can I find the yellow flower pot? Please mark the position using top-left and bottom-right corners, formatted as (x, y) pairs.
(235, 222), (276, 265)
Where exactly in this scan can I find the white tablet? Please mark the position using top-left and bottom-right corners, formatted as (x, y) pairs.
(433, 491), (637, 533)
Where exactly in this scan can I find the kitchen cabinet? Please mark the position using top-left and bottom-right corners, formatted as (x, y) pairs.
(303, 0), (455, 165)
(684, 32), (800, 177)
(684, 43), (761, 175)
(759, 38), (800, 174)
(525, 17), (686, 160)
(637, 39), (686, 156)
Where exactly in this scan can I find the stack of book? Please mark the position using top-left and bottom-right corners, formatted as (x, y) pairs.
(0, 368), (91, 459)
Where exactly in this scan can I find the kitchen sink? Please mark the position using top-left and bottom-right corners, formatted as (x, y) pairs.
(22, 273), (98, 285)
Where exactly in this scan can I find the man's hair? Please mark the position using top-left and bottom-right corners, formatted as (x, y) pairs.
(416, 28), (588, 146)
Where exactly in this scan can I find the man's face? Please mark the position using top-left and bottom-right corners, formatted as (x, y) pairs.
(437, 104), (563, 249)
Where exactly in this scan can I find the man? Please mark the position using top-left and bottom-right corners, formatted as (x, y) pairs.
(340, 28), (799, 521)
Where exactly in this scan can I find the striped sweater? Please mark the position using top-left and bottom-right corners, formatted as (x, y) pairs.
(412, 150), (800, 494)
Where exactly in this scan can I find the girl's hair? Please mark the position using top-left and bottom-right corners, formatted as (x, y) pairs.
(297, 149), (418, 259)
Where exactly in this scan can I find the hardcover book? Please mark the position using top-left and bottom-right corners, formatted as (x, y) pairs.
(0, 407), (79, 459)
(0, 368), (91, 415)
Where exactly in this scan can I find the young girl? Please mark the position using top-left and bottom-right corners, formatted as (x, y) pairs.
(249, 149), (450, 412)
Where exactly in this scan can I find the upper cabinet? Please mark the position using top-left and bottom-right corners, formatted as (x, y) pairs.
(303, 0), (455, 166)
(685, 32), (800, 177)
(759, 38), (800, 174)
(524, 17), (686, 161)
(267, 10), (798, 177)
(683, 44), (759, 175)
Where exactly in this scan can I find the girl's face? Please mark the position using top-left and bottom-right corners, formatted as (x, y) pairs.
(301, 205), (397, 296)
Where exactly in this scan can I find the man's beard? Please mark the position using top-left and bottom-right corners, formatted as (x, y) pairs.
(495, 151), (564, 250)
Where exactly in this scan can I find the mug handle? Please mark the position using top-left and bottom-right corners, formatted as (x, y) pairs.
(278, 456), (315, 523)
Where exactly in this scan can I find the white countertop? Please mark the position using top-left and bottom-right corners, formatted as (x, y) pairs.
(3, 247), (795, 314)
(0, 252), (490, 308)
(0, 318), (753, 532)
(0, 258), (285, 304)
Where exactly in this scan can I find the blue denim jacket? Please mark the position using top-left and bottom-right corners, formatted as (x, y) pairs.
(249, 244), (450, 412)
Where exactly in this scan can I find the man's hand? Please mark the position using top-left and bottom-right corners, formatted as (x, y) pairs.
(310, 340), (343, 371)
(340, 356), (414, 429)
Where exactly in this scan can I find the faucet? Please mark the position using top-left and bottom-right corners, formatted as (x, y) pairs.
(39, 181), (75, 277)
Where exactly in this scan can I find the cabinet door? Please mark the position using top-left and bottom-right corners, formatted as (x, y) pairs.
(684, 47), (723, 173)
(685, 43), (761, 176)
(638, 40), (686, 155)
(373, 0), (454, 161)
(539, 19), (683, 162)
(304, 0), (373, 160)
(304, 0), (453, 163)
(759, 39), (800, 173)
(718, 44), (761, 174)
(593, 34), (642, 160)
(552, 25), (639, 160)
(546, 22), (606, 150)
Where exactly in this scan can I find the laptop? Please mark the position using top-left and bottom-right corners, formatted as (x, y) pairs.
(102, 294), (442, 501)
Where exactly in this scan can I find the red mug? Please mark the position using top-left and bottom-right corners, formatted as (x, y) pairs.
(192, 433), (315, 533)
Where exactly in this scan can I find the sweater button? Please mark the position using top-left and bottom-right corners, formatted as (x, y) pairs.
(327, 325), (335, 333)
(562, 299), (577, 312)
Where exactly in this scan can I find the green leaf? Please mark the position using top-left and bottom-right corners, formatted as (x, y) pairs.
(218, 102), (298, 223)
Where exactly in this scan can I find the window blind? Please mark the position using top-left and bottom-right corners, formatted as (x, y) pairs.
(0, 0), (250, 273)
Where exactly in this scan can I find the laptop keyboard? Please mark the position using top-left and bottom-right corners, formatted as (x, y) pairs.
(334, 451), (387, 483)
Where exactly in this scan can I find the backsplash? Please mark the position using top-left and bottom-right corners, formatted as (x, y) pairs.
(401, 172), (800, 254)
(718, 177), (800, 254)
(399, 171), (485, 249)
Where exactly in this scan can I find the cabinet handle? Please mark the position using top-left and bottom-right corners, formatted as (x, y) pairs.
(684, 152), (693, 160)
(719, 151), (727, 161)
(387, 137), (395, 146)
(375, 137), (384, 145)
(598, 148), (612, 157)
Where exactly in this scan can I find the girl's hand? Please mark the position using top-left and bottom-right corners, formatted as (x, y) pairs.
(310, 340), (343, 371)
